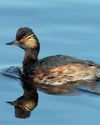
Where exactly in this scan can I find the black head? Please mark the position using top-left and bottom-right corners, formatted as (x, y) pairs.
(6, 27), (40, 50)
(16, 27), (34, 41)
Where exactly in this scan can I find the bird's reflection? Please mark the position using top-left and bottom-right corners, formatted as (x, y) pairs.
(7, 89), (38, 118)
(7, 88), (38, 119)
(1, 66), (100, 119)
(7, 80), (100, 118)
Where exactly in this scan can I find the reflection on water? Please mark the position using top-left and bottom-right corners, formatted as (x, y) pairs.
(1, 66), (100, 119)
(0, 0), (100, 124)
(7, 88), (38, 119)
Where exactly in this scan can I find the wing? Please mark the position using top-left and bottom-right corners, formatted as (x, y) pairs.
(39, 55), (97, 69)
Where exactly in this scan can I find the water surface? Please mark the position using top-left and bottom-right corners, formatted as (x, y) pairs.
(0, 0), (100, 125)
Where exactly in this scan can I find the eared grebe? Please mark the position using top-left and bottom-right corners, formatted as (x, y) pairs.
(6, 27), (100, 118)
(6, 27), (100, 87)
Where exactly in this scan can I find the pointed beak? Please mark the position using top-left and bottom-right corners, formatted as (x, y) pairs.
(6, 101), (15, 105)
(6, 40), (19, 45)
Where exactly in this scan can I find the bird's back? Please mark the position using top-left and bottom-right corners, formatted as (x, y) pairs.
(39, 55), (96, 69)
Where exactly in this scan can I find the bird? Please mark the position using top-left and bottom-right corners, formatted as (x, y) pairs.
(6, 27), (100, 87)
(6, 27), (100, 118)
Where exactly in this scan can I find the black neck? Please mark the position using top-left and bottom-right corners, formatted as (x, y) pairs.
(23, 49), (38, 63)
(22, 40), (40, 76)
(22, 49), (39, 76)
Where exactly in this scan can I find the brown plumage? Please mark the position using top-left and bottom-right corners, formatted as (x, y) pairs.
(6, 27), (100, 118)
(6, 27), (100, 88)
(33, 64), (97, 85)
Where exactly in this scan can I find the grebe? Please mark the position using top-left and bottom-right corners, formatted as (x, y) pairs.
(6, 27), (100, 118)
(6, 27), (100, 87)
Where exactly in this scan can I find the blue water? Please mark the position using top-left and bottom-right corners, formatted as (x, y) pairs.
(0, 0), (100, 124)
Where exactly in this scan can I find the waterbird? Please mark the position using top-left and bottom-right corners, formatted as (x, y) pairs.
(6, 27), (100, 118)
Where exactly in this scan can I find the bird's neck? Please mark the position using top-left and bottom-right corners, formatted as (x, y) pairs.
(22, 49), (39, 76)
(23, 49), (38, 64)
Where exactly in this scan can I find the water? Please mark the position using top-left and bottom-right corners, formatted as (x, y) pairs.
(0, 0), (100, 124)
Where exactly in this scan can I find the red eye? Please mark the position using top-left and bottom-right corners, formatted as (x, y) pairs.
(20, 38), (24, 43)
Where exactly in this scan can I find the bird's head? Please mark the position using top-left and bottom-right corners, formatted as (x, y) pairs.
(6, 27), (40, 51)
